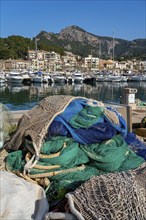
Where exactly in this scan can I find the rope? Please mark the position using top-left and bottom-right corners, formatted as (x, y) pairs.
(25, 152), (61, 170)
(27, 164), (85, 179)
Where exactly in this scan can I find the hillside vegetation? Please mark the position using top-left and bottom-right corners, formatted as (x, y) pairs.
(0, 25), (146, 60)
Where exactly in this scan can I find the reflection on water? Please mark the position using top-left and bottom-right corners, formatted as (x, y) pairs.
(0, 81), (146, 110)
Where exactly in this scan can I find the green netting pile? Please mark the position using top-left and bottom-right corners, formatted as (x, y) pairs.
(5, 134), (144, 204)
(4, 96), (146, 208)
(70, 105), (104, 128)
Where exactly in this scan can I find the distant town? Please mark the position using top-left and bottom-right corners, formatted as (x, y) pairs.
(0, 49), (146, 74)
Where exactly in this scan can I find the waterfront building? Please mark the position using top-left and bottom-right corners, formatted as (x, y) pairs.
(3, 59), (31, 71)
(0, 48), (145, 74)
(84, 55), (99, 72)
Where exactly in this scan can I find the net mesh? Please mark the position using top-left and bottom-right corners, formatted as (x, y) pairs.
(67, 163), (146, 220)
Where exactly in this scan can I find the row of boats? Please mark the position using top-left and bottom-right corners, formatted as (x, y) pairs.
(0, 71), (146, 85)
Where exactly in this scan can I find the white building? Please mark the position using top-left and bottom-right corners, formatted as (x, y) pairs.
(84, 55), (99, 71)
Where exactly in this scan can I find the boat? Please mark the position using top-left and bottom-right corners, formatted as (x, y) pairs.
(128, 75), (143, 81)
(83, 73), (96, 84)
(142, 74), (146, 81)
(20, 71), (31, 84)
(51, 73), (67, 84)
(71, 71), (84, 84)
(30, 71), (44, 83)
(121, 75), (128, 82)
(0, 73), (6, 84)
(96, 75), (105, 82)
(66, 75), (73, 84)
(42, 73), (52, 83)
(6, 71), (23, 84)
(104, 74), (122, 82)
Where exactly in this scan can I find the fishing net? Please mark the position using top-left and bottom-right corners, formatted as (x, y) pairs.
(66, 163), (146, 220)
(3, 95), (146, 211)
(69, 105), (104, 128)
(80, 134), (144, 172)
(5, 134), (144, 204)
(4, 95), (78, 153)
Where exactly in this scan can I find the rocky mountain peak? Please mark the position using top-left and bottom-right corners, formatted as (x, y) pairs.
(35, 25), (146, 59)
(59, 25), (100, 45)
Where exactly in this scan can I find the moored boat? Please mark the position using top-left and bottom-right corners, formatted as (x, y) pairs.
(0, 72), (6, 84)
(6, 71), (23, 84)
(51, 73), (67, 84)
(128, 75), (143, 81)
(72, 71), (84, 83)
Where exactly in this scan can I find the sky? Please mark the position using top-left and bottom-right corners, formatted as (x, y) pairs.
(0, 0), (146, 41)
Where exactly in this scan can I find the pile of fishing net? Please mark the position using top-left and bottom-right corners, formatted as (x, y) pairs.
(64, 162), (146, 220)
(3, 95), (146, 219)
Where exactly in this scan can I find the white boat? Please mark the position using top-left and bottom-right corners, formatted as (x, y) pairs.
(104, 75), (122, 82)
(51, 73), (67, 84)
(0, 73), (6, 84)
(7, 72), (23, 84)
(30, 72), (43, 83)
(20, 71), (31, 84)
(66, 75), (73, 84)
(72, 72), (84, 84)
(42, 73), (53, 83)
(142, 74), (146, 81)
(128, 75), (142, 81)
(96, 75), (105, 82)
(121, 76), (128, 82)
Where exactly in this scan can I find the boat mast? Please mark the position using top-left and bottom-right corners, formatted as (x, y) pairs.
(99, 42), (101, 72)
(35, 37), (38, 51)
(112, 31), (115, 73)
(91, 49), (93, 73)
(0, 104), (3, 148)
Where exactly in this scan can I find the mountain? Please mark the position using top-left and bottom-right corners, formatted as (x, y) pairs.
(0, 25), (146, 60)
(35, 25), (146, 60)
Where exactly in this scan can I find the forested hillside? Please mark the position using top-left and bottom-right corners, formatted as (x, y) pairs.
(0, 25), (146, 60)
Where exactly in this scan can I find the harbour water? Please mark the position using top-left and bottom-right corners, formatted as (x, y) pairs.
(0, 81), (146, 111)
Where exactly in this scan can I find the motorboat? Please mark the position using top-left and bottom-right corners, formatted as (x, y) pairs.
(142, 74), (146, 81)
(104, 74), (122, 82)
(43, 73), (53, 83)
(30, 71), (44, 83)
(128, 75), (143, 81)
(20, 71), (31, 84)
(6, 71), (23, 84)
(0, 72), (6, 84)
(120, 76), (128, 82)
(51, 73), (67, 84)
(83, 73), (96, 84)
(71, 72), (84, 84)
(96, 75), (105, 82)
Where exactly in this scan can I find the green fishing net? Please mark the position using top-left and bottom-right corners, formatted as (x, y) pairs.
(41, 136), (71, 154)
(80, 134), (142, 172)
(5, 134), (145, 205)
(47, 165), (100, 203)
(40, 138), (89, 168)
(69, 105), (104, 128)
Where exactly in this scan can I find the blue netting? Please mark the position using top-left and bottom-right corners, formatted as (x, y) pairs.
(124, 132), (146, 160)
